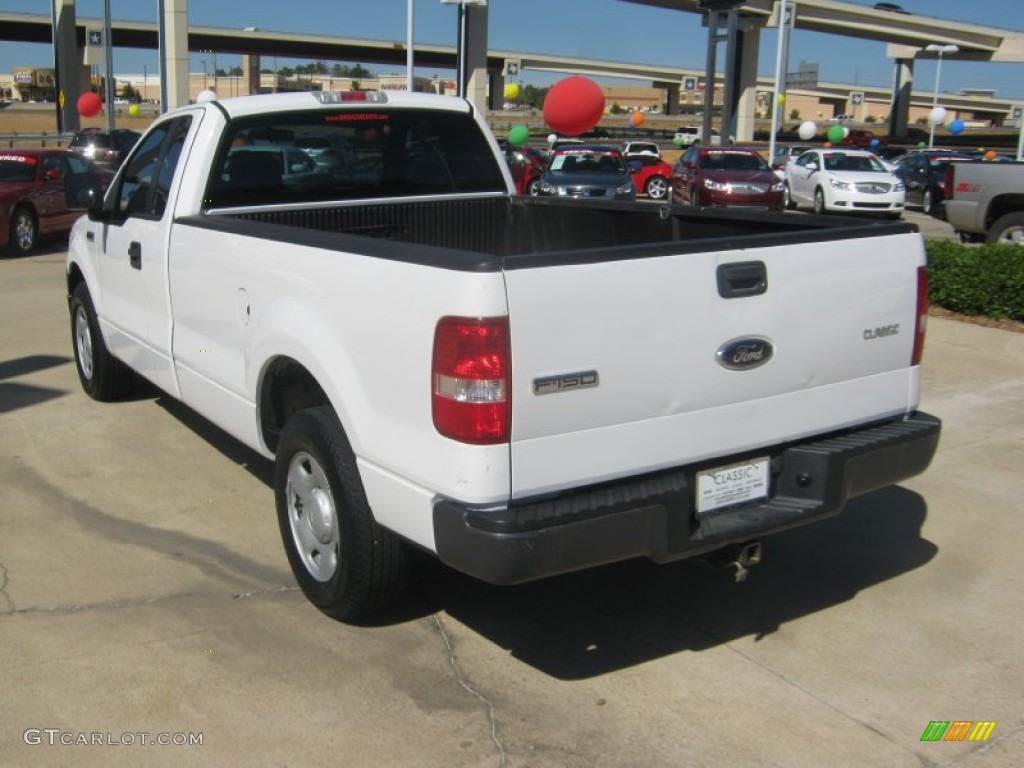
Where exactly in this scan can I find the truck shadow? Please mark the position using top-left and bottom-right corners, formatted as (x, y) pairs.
(405, 487), (936, 680)
(148, 394), (937, 679)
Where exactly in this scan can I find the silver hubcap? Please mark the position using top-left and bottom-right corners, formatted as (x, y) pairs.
(14, 214), (34, 250)
(74, 305), (94, 380)
(647, 178), (667, 199)
(285, 451), (339, 582)
(997, 226), (1024, 245)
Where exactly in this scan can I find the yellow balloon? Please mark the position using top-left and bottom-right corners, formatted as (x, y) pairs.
(777, 93), (786, 104)
(128, 104), (140, 117)
(503, 83), (520, 100)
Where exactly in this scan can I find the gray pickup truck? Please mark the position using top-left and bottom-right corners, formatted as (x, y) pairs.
(944, 160), (1024, 244)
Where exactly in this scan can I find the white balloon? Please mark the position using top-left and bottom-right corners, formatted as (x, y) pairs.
(797, 120), (817, 140)
(547, 133), (558, 144)
(197, 89), (218, 103)
(928, 106), (947, 125)
(842, 126), (850, 138)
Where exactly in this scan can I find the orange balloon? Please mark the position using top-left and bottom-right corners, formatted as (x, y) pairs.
(985, 150), (998, 160)
(823, 141), (832, 148)
(630, 110), (646, 128)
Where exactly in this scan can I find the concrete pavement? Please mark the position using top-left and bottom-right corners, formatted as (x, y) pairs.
(1, 244), (1021, 767)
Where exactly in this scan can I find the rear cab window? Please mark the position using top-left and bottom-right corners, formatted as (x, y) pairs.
(204, 108), (507, 209)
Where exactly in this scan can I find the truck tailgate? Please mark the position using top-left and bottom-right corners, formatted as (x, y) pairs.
(504, 231), (925, 499)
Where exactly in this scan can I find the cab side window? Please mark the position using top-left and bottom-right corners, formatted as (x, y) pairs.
(113, 116), (192, 219)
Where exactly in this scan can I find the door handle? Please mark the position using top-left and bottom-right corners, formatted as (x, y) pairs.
(129, 241), (142, 270)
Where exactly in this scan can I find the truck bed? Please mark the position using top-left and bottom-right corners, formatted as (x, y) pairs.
(182, 195), (918, 269)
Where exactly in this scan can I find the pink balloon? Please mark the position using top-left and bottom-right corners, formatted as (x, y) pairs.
(77, 91), (102, 118)
(543, 76), (605, 137)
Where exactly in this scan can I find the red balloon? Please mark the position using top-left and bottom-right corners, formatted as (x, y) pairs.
(543, 76), (605, 137)
(78, 91), (102, 118)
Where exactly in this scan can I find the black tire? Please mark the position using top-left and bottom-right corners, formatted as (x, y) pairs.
(275, 406), (407, 621)
(70, 282), (135, 401)
(921, 188), (935, 215)
(527, 177), (541, 196)
(7, 206), (37, 256)
(813, 187), (826, 215)
(645, 175), (668, 200)
(986, 211), (1024, 245)
(783, 183), (796, 210)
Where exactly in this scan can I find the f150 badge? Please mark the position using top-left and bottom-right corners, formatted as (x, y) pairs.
(533, 370), (599, 395)
(716, 337), (774, 371)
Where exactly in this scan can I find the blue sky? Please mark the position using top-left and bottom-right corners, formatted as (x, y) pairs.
(4, 0), (1024, 99)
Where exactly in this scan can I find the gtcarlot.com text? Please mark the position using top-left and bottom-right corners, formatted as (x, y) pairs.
(23, 729), (203, 747)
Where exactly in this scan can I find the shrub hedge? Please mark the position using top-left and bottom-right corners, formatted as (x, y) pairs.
(926, 240), (1024, 322)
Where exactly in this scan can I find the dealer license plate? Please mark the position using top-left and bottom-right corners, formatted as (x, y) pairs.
(696, 457), (770, 515)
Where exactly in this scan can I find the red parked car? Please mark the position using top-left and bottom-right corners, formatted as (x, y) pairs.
(1, 149), (111, 256)
(626, 155), (673, 200)
(498, 139), (548, 196)
(670, 146), (784, 209)
(840, 129), (886, 149)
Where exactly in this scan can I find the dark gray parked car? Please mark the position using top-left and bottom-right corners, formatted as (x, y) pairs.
(536, 144), (635, 201)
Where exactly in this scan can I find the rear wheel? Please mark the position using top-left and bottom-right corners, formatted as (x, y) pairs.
(986, 212), (1024, 245)
(70, 282), (135, 400)
(645, 176), (668, 200)
(813, 187), (826, 215)
(7, 206), (37, 256)
(528, 177), (541, 196)
(275, 406), (407, 621)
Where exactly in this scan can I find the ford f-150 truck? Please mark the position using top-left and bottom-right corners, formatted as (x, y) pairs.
(944, 160), (1024, 244)
(65, 90), (940, 620)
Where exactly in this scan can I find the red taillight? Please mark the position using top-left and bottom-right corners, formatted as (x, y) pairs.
(432, 317), (510, 444)
(944, 164), (956, 200)
(912, 266), (928, 366)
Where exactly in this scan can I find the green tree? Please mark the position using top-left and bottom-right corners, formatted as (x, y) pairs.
(789, 108), (800, 120)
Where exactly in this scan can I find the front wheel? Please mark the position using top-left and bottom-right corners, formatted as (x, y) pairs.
(783, 183), (796, 210)
(70, 282), (135, 400)
(7, 206), (37, 256)
(275, 406), (407, 621)
(986, 211), (1024, 245)
(813, 187), (827, 215)
(645, 176), (668, 200)
(921, 188), (935, 215)
(528, 177), (541, 196)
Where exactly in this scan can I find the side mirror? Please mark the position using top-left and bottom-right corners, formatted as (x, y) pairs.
(44, 168), (62, 182)
(806, 161), (819, 172)
(627, 160), (641, 174)
(64, 172), (107, 221)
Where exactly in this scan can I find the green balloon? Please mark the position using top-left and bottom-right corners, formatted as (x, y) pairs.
(674, 135), (685, 147)
(917, 141), (927, 148)
(826, 125), (845, 144)
(508, 125), (530, 147)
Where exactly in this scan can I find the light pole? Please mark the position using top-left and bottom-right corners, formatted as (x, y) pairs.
(926, 43), (958, 148)
(200, 59), (207, 91)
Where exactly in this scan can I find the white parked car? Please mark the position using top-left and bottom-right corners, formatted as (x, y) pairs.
(621, 141), (661, 159)
(784, 148), (905, 218)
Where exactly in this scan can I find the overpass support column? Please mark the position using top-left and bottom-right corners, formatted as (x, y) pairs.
(889, 57), (914, 140)
(488, 68), (504, 111)
(160, 0), (190, 109)
(663, 83), (680, 116)
(733, 21), (763, 142)
(464, 3), (489, 112)
(54, 0), (81, 132)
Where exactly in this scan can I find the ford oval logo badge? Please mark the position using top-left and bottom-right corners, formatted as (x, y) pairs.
(716, 337), (774, 371)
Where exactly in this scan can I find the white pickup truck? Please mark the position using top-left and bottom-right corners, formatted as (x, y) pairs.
(65, 91), (940, 620)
